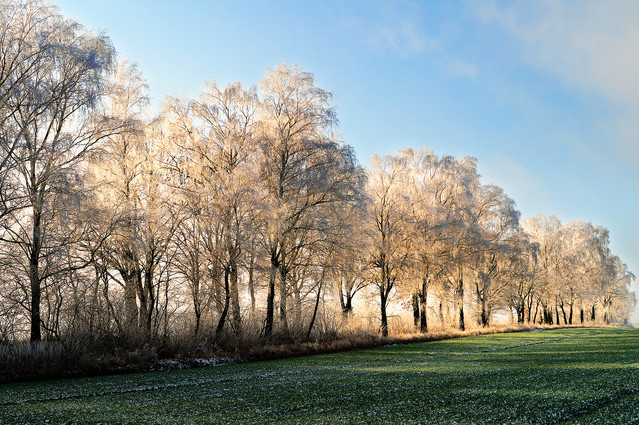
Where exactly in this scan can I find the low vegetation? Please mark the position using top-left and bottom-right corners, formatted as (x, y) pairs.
(1, 327), (637, 424)
(0, 323), (541, 384)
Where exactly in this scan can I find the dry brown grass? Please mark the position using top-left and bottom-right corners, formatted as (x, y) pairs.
(235, 323), (590, 363)
(0, 322), (593, 384)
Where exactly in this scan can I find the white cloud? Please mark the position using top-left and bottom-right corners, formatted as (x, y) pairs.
(338, 0), (438, 58)
(339, 0), (480, 79)
(444, 56), (476, 79)
(475, 0), (639, 161)
(368, 18), (437, 57)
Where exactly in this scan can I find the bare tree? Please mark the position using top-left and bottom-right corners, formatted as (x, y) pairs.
(367, 153), (412, 337)
(0, 2), (116, 342)
(470, 184), (520, 327)
(259, 64), (364, 339)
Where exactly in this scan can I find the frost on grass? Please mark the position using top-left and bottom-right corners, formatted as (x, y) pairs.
(0, 328), (638, 424)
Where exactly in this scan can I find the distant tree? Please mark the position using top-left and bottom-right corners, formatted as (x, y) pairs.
(470, 184), (520, 327)
(438, 156), (479, 331)
(367, 153), (413, 337)
(522, 215), (563, 324)
(503, 231), (538, 324)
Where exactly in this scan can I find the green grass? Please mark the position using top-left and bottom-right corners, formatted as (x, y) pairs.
(0, 328), (638, 424)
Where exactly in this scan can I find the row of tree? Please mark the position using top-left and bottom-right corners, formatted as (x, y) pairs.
(0, 1), (634, 345)
(366, 150), (634, 335)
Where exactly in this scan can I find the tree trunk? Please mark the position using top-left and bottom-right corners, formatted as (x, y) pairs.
(568, 303), (573, 325)
(279, 265), (289, 337)
(380, 290), (388, 337)
(517, 301), (525, 324)
(560, 301), (568, 325)
(144, 263), (155, 333)
(526, 294), (534, 323)
(457, 275), (465, 331)
(412, 292), (420, 328)
(28, 201), (43, 342)
(340, 285), (353, 318)
(306, 282), (322, 340)
(229, 260), (241, 333)
(194, 308), (202, 338)
(344, 297), (353, 316)
(192, 270), (202, 337)
(248, 254), (256, 316)
(122, 268), (138, 333)
(215, 268), (231, 337)
(264, 261), (277, 338)
(419, 278), (428, 333)
(480, 297), (489, 327)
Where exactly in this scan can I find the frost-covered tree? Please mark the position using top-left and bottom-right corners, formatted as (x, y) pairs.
(367, 153), (413, 337)
(395, 147), (449, 332)
(522, 215), (563, 324)
(178, 80), (260, 336)
(470, 184), (520, 327)
(258, 64), (364, 339)
(503, 231), (538, 324)
(0, 1), (116, 341)
(438, 156), (479, 331)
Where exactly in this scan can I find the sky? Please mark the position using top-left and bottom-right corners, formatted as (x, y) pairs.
(55, 0), (639, 323)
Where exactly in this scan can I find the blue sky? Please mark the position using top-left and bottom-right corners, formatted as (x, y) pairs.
(56, 0), (639, 322)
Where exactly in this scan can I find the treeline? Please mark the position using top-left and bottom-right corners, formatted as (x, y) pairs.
(0, 1), (634, 349)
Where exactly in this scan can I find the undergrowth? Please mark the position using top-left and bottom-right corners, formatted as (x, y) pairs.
(0, 322), (598, 384)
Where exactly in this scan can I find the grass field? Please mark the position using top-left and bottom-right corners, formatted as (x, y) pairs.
(0, 327), (637, 424)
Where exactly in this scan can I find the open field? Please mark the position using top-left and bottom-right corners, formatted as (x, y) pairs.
(0, 327), (638, 424)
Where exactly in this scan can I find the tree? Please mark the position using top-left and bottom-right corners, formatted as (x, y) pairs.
(503, 231), (538, 323)
(397, 147), (449, 333)
(87, 61), (151, 335)
(331, 202), (369, 319)
(522, 215), (563, 324)
(367, 153), (412, 337)
(188, 81), (260, 336)
(437, 155), (479, 331)
(0, 1), (116, 341)
(599, 256), (635, 324)
(258, 64), (364, 339)
(470, 184), (520, 327)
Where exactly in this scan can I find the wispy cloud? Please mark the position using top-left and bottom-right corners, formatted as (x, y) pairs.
(475, 0), (639, 161)
(339, 0), (477, 78)
(338, 0), (437, 58)
(444, 56), (476, 79)
(367, 18), (438, 58)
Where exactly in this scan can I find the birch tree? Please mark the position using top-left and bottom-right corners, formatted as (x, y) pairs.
(367, 153), (412, 337)
(186, 80), (260, 336)
(438, 156), (479, 331)
(0, 2), (115, 341)
(470, 184), (520, 327)
(259, 64), (364, 339)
